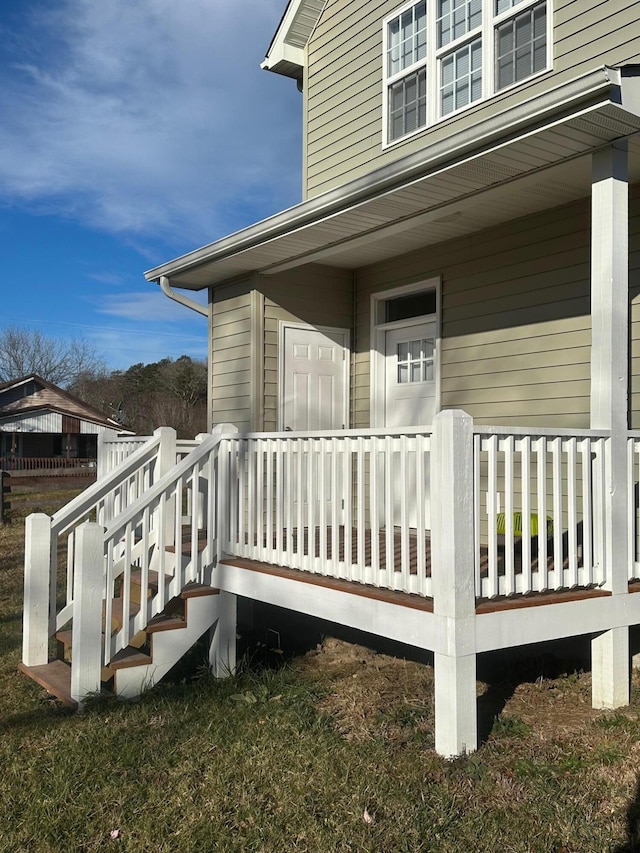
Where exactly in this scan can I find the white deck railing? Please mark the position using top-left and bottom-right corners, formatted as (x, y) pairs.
(24, 416), (629, 696)
(474, 426), (609, 599)
(98, 434), (200, 478)
(221, 427), (433, 598)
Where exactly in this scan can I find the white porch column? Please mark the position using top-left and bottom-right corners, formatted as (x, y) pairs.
(431, 409), (477, 756)
(590, 140), (630, 708)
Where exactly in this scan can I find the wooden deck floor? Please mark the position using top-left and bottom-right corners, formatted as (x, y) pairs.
(222, 525), (607, 613)
(234, 525), (580, 577)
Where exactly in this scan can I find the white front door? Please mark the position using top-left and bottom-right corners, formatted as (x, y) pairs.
(384, 322), (437, 428)
(282, 325), (348, 431)
(384, 321), (437, 527)
(281, 324), (349, 525)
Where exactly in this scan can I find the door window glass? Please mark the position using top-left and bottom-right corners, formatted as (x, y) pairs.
(397, 337), (435, 383)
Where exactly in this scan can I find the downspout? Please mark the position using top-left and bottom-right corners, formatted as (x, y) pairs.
(159, 275), (208, 317)
(158, 275), (212, 430)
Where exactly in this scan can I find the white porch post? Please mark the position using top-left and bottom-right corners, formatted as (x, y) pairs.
(590, 140), (630, 709)
(155, 426), (177, 477)
(96, 431), (107, 480)
(210, 424), (239, 674)
(71, 522), (104, 706)
(154, 427), (177, 541)
(431, 409), (477, 756)
(22, 513), (52, 667)
(212, 423), (239, 562)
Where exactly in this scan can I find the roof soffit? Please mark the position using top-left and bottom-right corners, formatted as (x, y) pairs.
(145, 67), (640, 289)
(261, 0), (325, 78)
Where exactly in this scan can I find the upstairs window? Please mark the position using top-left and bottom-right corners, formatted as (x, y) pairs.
(384, 0), (551, 144)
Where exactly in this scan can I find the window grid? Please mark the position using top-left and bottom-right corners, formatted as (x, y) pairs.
(387, 1), (427, 76)
(437, 0), (482, 48)
(397, 338), (435, 384)
(495, 2), (547, 90)
(384, 0), (549, 144)
(440, 36), (482, 115)
(389, 69), (427, 141)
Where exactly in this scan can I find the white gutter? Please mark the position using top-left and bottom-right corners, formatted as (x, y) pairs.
(159, 275), (208, 317)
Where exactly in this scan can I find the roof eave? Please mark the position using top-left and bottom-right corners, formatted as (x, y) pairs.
(144, 66), (639, 289)
(261, 0), (324, 79)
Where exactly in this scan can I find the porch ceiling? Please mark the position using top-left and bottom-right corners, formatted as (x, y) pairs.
(145, 68), (640, 291)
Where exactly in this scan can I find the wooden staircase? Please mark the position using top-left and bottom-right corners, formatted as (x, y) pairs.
(21, 428), (237, 708)
(19, 565), (221, 707)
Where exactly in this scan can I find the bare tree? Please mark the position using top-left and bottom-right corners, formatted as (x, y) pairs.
(0, 326), (105, 387)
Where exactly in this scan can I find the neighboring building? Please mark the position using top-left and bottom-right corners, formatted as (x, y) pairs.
(21, 2), (640, 757)
(0, 374), (133, 468)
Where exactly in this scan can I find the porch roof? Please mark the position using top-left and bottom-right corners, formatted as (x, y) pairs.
(145, 66), (640, 292)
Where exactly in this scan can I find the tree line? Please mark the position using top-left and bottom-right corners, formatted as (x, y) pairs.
(0, 326), (207, 438)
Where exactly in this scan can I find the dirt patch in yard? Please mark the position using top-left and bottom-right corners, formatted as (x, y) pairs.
(295, 636), (639, 747)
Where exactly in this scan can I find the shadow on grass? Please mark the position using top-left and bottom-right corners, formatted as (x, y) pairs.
(2, 702), (76, 732)
(612, 775), (640, 852)
(476, 643), (591, 745)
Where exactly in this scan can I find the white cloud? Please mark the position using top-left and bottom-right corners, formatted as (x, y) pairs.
(0, 0), (302, 247)
(98, 290), (207, 323)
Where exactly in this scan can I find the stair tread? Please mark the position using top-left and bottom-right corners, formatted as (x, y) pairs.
(165, 528), (207, 554)
(56, 629), (72, 646)
(18, 660), (77, 709)
(108, 647), (152, 671)
(147, 614), (186, 633)
(107, 598), (140, 629)
(181, 582), (219, 599)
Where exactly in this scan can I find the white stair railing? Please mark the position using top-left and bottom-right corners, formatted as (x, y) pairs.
(22, 427), (177, 667)
(100, 428), (229, 664)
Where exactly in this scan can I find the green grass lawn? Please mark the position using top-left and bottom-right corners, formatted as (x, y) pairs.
(1, 489), (640, 852)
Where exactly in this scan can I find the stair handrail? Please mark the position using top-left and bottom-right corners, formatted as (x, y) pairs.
(103, 432), (221, 542)
(51, 428), (172, 538)
(99, 427), (237, 660)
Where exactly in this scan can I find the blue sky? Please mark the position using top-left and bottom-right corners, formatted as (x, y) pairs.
(0, 0), (301, 369)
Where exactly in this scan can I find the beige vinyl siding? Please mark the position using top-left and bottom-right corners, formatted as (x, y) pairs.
(258, 264), (353, 430)
(354, 196), (602, 430)
(305, 0), (640, 197)
(209, 280), (254, 430)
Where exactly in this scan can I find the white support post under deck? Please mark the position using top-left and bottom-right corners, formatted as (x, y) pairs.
(431, 409), (477, 757)
(590, 140), (630, 709)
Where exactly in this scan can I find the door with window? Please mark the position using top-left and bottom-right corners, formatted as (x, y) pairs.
(384, 322), (437, 428)
(384, 321), (437, 529)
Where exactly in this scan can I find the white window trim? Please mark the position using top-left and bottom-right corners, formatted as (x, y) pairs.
(370, 278), (441, 428)
(277, 321), (351, 432)
(382, 0), (553, 148)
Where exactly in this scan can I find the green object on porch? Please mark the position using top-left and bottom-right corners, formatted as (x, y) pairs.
(496, 511), (553, 537)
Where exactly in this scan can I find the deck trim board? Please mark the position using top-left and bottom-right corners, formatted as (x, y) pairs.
(220, 555), (435, 612)
(476, 586), (610, 613)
